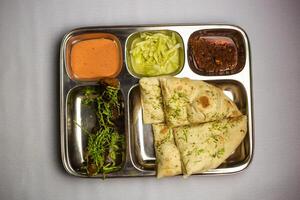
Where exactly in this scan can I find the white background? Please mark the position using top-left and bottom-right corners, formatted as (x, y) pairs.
(0, 0), (299, 199)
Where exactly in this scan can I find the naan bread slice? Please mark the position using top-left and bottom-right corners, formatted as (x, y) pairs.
(159, 77), (241, 127)
(173, 115), (247, 176)
(139, 77), (164, 124)
(152, 124), (182, 178)
(159, 77), (194, 127)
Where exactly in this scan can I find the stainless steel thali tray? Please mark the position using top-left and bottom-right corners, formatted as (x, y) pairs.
(60, 24), (253, 178)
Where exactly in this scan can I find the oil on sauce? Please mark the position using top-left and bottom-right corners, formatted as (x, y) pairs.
(70, 38), (121, 80)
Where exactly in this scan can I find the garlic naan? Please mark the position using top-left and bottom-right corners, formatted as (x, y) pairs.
(159, 77), (241, 127)
(140, 77), (164, 124)
(152, 124), (182, 178)
(173, 115), (247, 176)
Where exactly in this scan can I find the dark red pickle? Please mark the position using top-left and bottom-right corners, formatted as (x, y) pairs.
(190, 36), (237, 74)
(188, 29), (246, 76)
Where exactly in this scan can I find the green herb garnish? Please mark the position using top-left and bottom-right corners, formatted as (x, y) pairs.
(177, 127), (188, 142)
(77, 84), (125, 176)
(211, 148), (225, 158)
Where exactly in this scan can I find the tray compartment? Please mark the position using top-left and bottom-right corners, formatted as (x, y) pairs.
(128, 80), (250, 172)
(65, 33), (123, 81)
(65, 84), (126, 176)
(128, 85), (155, 170)
(188, 29), (246, 76)
(125, 30), (185, 78)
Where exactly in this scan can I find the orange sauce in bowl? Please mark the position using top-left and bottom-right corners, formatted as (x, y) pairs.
(70, 38), (121, 80)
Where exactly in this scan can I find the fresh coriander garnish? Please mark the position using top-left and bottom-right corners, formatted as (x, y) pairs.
(211, 148), (225, 158)
(76, 83), (125, 176)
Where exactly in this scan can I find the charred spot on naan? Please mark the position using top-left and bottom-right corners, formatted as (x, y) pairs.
(161, 126), (170, 135)
(197, 96), (210, 108)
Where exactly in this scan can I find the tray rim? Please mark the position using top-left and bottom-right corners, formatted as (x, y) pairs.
(60, 23), (254, 178)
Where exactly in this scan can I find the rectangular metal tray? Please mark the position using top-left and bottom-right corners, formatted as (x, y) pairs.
(60, 24), (253, 178)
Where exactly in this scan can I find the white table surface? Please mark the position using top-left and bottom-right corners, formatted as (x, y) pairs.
(0, 0), (299, 199)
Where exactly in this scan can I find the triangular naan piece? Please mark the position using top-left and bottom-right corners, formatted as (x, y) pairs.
(159, 77), (241, 127)
(173, 115), (247, 176)
(152, 124), (182, 178)
(140, 77), (164, 124)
